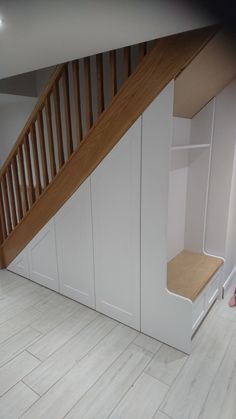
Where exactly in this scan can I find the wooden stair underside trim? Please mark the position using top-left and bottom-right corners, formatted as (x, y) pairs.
(1, 26), (218, 267)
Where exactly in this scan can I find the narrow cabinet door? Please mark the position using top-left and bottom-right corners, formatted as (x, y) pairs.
(55, 178), (95, 308)
(28, 219), (59, 291)
(91, 118), (141, 330)
(7, 247), (30, 279)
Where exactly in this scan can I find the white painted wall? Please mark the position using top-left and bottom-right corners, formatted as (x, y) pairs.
(35, 66), (55, 96)
(0, 66), (55, 98)
(0, 67), (55, 169)
(190, 98), (215, 145)
(0, 72), (37, 97)
(172, 117), (191, 147)
(184, 147), (211, 253)
(0, 97), (38, 167)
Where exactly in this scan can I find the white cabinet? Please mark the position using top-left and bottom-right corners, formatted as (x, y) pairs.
(55, 178), (95, 308)
(91, 119), (141, 329)
(28, 220), (59, 291)
(8, 247), (30, 278)
(192, 269), (221, 334)
(192, 294), (205, 333)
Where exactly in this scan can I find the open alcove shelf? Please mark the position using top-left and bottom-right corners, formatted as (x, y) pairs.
(167, 250), (224, 301)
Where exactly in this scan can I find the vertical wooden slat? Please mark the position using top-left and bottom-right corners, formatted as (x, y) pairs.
(37, 110), (49, 189)
(1, 175), (12, 234)
(139, 42), (147, 61)
(6, 165), (17, 228)
(84, 57), (93, 134)
(53, 82), (65, 168)
(72, 60), (83, 145)
(0, 215), (3, 244)
(12, 155), (23, 221)
(109, 50), (117, 101)
(144, 42), (148, 55)
(0, 183), (7, 240)
(18, 145), (29, 215)
(123, 46), (131, 81)
(96, 53), (104, 117)
(24, 133), (35, 207)
(62, 65), (73, 157)
(30, 123), (42, 199)
(45, 96), (56, 179)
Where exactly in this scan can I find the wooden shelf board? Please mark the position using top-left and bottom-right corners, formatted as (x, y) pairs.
(171, 144), (210, 151)
(167, 250), (224, 301)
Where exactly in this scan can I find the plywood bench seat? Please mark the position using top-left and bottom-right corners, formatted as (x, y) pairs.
(167, 250), (224, 301)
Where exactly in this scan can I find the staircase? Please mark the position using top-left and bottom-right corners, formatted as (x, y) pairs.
(0, 26), (218, 268)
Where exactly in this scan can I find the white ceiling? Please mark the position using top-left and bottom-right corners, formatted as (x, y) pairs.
(0, 0), (214, 80)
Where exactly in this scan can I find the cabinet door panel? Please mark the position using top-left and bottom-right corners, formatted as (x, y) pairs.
(55, 178), (95, 308)
(28, 220), (59, 291)
(7, 248), (30, 279)
(91, 119), (141, 329)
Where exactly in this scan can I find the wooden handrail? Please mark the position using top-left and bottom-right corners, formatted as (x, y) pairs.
(0, 26), (219, 266)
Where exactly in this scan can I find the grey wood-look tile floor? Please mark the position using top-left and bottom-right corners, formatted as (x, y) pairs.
(0, 269), (236, 419)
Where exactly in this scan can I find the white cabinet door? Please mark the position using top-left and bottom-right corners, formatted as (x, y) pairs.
(55, 178), (95, 308)
(91, 118), (141, 329)
(28, 220), (59, 291)
(8, 247), (30, 278)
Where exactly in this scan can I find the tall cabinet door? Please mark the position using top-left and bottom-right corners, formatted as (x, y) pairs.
(55, 178), (95, 308)
(28, 220), (59, 291)
(91, 118), (141, 329)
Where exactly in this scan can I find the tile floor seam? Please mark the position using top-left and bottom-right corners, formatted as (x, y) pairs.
(63, 334), (141, 419)
(24, 321), (120, 399)
(104, 348), (167, 419)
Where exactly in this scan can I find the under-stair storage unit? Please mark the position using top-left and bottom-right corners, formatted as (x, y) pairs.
(7, 81), (227, 355)
(141, 82), (224, 354)
(4, 29), (236, 355)
(6, 78), (236, 355)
